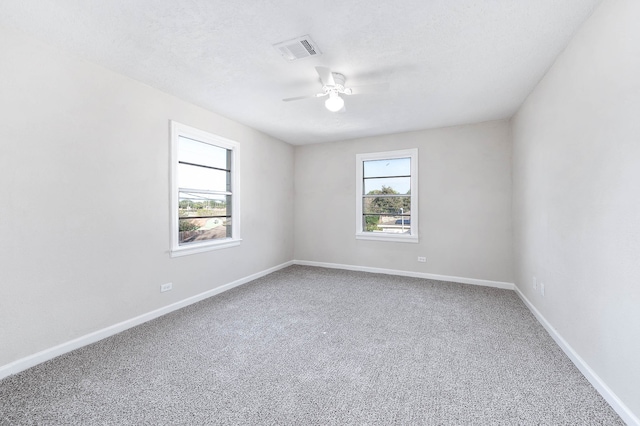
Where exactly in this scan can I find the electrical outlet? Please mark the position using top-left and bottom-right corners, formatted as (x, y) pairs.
(540, 282), (545, 297)
(533, 276), (537, 291)
(160, 282), (173, 292)
(417, 256), (426, 263)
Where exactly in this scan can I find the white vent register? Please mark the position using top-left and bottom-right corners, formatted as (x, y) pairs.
(273, 35), (321, 61)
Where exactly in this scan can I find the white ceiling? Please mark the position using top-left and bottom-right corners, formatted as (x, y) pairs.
(1, 0), (602, 145)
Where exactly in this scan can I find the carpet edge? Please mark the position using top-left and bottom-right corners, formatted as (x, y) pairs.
(293, 259), (515, 290)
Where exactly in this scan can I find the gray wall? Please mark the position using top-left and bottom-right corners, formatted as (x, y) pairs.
(511, 0), (640, 416)
(0, 27), (294, 366)
(294, 121), (513, 283)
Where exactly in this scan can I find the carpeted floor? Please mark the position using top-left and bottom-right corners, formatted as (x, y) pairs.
(0, 265), (623, 425)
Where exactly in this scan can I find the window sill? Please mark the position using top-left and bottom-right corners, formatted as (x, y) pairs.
(355, 233), (419, 243)
(170, 238), (242, 257)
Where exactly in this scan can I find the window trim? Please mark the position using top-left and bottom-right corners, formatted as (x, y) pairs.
(355, 148), (419, 243)
(170, 121), (241, 257)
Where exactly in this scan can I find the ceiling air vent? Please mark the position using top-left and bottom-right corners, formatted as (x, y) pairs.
(273, 35), (322, 61)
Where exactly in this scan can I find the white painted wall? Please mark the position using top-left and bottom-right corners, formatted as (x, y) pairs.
(511, 0), (640, 418)
(0, 26), (294, 367)
(294, 121), (513, 283)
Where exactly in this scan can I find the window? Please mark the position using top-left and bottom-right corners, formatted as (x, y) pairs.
(355, 149), (418, 243)
(170, 121), (241, 256)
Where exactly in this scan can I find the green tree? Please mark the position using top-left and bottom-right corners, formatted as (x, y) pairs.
(367, 185), (410, 213)
(179, 220), (199, 232)
(365, 215), (380, 231)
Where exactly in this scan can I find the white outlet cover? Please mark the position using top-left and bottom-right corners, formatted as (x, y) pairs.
(540, 282), (545, 296)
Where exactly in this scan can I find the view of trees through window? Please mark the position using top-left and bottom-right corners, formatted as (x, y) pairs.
(364, 186), (411, 231)
(178, 193), (231, 243)
(177, 135), (233, 244)
(362, 157), (412, 234)
(171, 121), (241, 255)
(178, 196), (230, 235)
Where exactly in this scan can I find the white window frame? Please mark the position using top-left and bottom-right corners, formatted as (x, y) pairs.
(355, 148), (418, 243)
(170, 121), (241, 257)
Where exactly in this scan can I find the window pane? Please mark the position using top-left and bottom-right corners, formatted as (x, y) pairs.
(179, 217), (232, 244)
(178, 163), (229, 192)
(364, 177), (410, 195)
(363, 157), (410, 178)
(362, 215), (411, 234)
(178, 136), (229, 170)
(179, 192), (230, 218)
(363, 196), (411, 215)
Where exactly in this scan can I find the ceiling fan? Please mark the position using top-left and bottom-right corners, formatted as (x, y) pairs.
(283, 66), (388, 112)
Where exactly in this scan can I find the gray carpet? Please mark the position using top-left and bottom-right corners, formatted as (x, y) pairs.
(0, 265), (623, 425)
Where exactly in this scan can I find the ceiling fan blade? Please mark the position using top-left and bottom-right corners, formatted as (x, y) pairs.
(315, 66), (335, 87)
(282, 93), (326, 102)
(345, 82), (390, 95)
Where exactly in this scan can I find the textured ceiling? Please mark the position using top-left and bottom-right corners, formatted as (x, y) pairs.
(1, 0), (602, 145)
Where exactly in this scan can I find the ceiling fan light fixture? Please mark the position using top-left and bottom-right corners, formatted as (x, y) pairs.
(325, 92), (344, 112)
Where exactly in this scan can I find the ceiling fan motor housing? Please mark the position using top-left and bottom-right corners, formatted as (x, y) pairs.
(323, 73), (347, 95)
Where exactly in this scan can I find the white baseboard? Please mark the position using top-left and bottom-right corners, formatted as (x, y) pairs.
(293, 259), (515, 290)
(514, 286), (639, 426)
(0, 260), (294, 381)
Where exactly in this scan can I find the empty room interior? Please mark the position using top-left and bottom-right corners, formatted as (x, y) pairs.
(1, 0), (639, 424)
